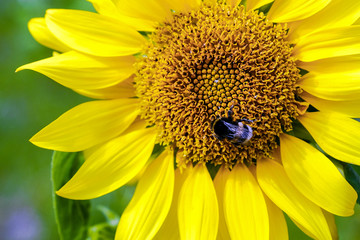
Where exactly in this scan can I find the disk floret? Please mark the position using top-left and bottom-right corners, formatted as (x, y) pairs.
(136, 3), (301, 166)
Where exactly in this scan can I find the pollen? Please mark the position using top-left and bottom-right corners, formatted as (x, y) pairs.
(135, 2), (301, 168)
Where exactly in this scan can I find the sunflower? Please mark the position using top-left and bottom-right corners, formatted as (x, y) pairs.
(18, 0), (360, 239)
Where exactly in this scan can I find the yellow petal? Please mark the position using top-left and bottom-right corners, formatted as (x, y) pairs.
(154, 168), (188, 240)
(354, 17), (360, 25)
(299, 112), (360, 165)
(280, 134), (357, 216)
(115, 149), (174, 240)
(267, 0), (330, 23)
(293, 26), (360, 62)
(289, 217), (316, 239)
(298, 55), (360, 74)
(115, 0), (173, 23)
(264, 196), (288, 240)
(30, 98), (139, 151)
(298, 71), (360, 101)
(110, 0), (191, 17)
(74, 75), (135, 99)
(301, 91), (360, 117)
(257, 157), (332, 240)
(160, 0), (201, 13)
(246, 0), (274, 10)
(95, 0), (213, 25)
(223, 164), (269, 240)
(214, 167), (231, 240)
(323, 210), (339, 240)
(226, 0), (241, 8)
(88, 0), (118, 16)
(183, 0), (202, 11)
(56, 121), (156, 199)
(16, 51), (135, 90)
(28, 18), (70, 52)
(45, 9), (145, 57)
(88, 0), (156, 31)
(178, 164), (219, 240)
(291, 211), (337, 239)
(288, 0), (360, 43)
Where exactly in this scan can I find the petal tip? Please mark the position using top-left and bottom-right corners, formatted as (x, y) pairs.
(29, 135), (39, 145)
(16, 62), (34, 72)
(55, 188), (74, 199)
(55, 189), (65, 197)
(16, 63), (32, 72)
(29, 132), (42, 144)
(15, 66), (23, 73)
(56, 185), (86, 200)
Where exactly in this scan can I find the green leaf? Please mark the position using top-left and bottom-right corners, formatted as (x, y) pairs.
(258, 1), (274, 14)
(52, 151), (91, 240)
(97, 206), (120, 227)
(88, 223), (116, 240)
(342, 162), (360, 205)
(206, 163), (220, 179)
(289, 120), (315, 143)
(86, 206), (119, 240)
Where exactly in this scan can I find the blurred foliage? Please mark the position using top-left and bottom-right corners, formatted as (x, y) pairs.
(343, 163), (360, 205)
(52, 152), (91, 240)
(87, 206), (119, 239)
(1, 0), (360, 239)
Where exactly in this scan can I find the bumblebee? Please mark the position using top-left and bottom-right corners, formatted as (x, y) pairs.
(212, 110), (254, 145)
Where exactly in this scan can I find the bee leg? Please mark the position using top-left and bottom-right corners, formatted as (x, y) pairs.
(213, 133), (224, 141)
(227, 105), (234, 119)
(239, 118), (254, 123)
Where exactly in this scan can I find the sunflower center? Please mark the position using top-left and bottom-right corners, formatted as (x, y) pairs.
(135, 3), (301, 168)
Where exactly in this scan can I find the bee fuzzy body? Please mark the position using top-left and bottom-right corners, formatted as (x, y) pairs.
(212, 115), (253, 145)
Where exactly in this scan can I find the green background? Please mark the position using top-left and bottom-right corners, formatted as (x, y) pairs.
(1, 0), (360, 239)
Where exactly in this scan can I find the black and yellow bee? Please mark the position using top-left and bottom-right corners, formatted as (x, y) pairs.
(212, 109), (254, 145)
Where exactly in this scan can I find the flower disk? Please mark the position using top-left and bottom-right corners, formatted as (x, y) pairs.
(136, 3), (301, 167)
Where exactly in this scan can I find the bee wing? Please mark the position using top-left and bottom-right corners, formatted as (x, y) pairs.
(222, 121), (240, 134)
